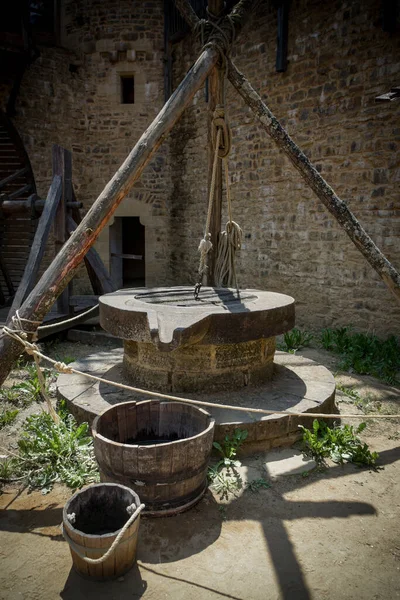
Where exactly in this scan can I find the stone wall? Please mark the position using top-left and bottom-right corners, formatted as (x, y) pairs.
(2, 0), (399, 336)
(170, 0), (400, 336)
(61, 0), (171, 287)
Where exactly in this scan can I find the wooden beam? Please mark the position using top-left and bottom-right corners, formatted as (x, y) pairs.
(0, 253), (15, 297)
(226, 58), (400, 302)
(0, 43), (221, 385)
(175, 0), (400, 303)
(52, 145), (71, 315)
(66, 215), (114, 295)
(0, 167), (29, 191)
(0, 199), (82, 215)
(8, 183), (33, 199)
(0, 0), (258, 385)
(8, 176), (62, 316)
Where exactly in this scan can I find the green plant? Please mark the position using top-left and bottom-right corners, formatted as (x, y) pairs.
(213, 429), (248, 470)
(281, 328), (313, 352)
(320, 328), (400, 385)
(0, 387), (23, 405)
(0, 409), (19, 430)
(300, 419), (379, 468)
(218, 505), (228, 520)
(13, 364), (49, 403)
(336, 383), (360, 401)
(0, 457), (20, 481)
(246, 478), (271, 493)
(209, 469), (243, 500)
(61, 356), (76, 365)
(2, 410), (99, 493)
(320, 328), (335, 351)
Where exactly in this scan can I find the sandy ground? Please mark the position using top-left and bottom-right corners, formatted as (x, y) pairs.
(0, 338), (399, 600)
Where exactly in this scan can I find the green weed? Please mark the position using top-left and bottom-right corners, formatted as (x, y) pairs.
(213, 429), (248, 470)
(336, 383), (360, 401)
(280, 328), (313, 352)
(0, 409), (19, 430)
(246, 478), (271, 493)
(320, 328), (400, 385)
(13, 364), (50, 403)
(209, 429), (248, 499)
(300, 419), (379, 468)
(1, 410), (99, 493)
(0, 457), (18, 481)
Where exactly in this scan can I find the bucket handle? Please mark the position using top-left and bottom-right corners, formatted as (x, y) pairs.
(62, 503), (145, 565)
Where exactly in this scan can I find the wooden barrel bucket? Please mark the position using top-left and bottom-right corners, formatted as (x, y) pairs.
(92, 400), (215, 516)
(62, 483), (142, 580)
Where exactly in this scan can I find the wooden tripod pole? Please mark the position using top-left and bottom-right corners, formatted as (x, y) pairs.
(0, 0), (258, 386)
(175, 0), (400, 304)
(226, 59), (400, 303)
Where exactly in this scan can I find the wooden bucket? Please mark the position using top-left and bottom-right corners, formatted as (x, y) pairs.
(62, 483), (142, 580)
(93, 400), (215, 516)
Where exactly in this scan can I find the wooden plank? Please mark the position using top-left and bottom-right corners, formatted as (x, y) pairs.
(8, 183), (32, 199)
(109, 217), (123, 289)
(0, 254), (15, 296)
(66, 215), (114, 294)
(110, 253), (143, 260)
(52, 145), (71, 314)
(8, 176), (62, 316)
(0, 166), (29, 190)
(1, 199), (82, 215)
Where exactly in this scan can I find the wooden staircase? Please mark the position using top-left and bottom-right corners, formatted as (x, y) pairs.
(0, 110), (36, 307)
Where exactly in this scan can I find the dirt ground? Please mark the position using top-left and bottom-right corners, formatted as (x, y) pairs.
(0, 338), (399, 600)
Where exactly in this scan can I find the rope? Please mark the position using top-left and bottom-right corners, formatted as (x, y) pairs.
(3, 325), (400, 420)
(62, 503), (145, 564)
(214, 155), (242, 289)
(196, 126), (222, 293)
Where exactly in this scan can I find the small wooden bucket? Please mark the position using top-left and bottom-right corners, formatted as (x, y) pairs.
(62, 483), (142, 580)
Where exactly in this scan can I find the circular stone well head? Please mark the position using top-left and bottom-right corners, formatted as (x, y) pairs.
(99, 286), (295, 393)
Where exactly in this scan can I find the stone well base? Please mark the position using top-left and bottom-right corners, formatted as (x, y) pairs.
(123, 338), (276, 393)
(57, 350), (336, 452)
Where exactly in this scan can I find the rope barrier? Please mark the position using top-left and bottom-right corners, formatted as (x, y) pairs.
(2, 325), (400, 421)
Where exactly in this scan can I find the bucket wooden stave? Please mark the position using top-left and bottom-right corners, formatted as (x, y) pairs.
(92, 400), (215, 516)
(63, 483), (142, 580)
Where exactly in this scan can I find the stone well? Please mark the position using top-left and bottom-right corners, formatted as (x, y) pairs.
(57, 286), (336, 451)
(99, 287), (295, 393)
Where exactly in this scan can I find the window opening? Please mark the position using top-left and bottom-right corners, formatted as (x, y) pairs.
(121, 75), (135, 104)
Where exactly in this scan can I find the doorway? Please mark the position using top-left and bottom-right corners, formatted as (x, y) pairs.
(110, 217), (145, 288)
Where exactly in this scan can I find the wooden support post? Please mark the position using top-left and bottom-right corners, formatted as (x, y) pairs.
(52, 145), (71, 315)
(226, 58), (400, 303)
(207, 0), (224, 284)
(8, 176), (62, 317)
(0, 44), (220, 385)
(174, 0), (400, 304)
(66, 215), (114, 295)
(0, 0), (258, 386)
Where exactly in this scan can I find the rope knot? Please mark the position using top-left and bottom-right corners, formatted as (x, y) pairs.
(212, 105), (231, 158)
(54, 361), (74, 374)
